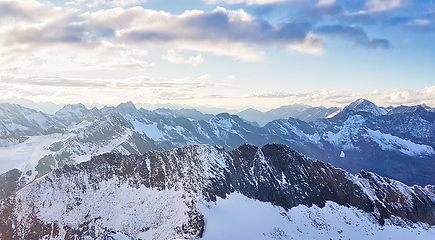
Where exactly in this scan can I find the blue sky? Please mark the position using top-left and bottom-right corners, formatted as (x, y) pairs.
(0, 0), (434, 111)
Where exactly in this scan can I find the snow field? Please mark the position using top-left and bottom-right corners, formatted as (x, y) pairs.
(199, 192), (435, 240)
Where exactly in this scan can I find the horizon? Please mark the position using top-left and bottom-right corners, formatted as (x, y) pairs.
(1, 97), (432, 115)
(0, 0), (434, 109)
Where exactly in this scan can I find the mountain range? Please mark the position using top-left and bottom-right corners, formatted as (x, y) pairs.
(1, 98), (434, 192)
(237, 104), (339, 126)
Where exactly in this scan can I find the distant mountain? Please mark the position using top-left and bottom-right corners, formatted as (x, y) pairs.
(237, 104), (311, 126)
(1, 144), (434, 239)
(293, 106), (340, 122)
(0, 99), (63, 114)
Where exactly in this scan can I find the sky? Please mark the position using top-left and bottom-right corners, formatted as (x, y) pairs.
(0, 0), (434, 112)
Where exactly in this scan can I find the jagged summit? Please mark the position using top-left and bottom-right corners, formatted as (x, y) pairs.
(341, 98), (388, 116)
(115, 101), (137, 114)
(55, 103), (87, 114)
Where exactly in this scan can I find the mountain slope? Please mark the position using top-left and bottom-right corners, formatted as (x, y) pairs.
(1, 99), (435, 192)
(0, 143), (434, 239)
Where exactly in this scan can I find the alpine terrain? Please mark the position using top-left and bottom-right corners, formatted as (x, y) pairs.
(1, 98), (434, 195)
(0, 143), (434, 239)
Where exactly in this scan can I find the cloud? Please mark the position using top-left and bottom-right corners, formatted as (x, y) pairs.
(244, 86), (435, 108)
(287, 32), (324, 54)
(0, 74), (221, 105)
(367, 86), (435, 107)
(67, 0), (147, 8)
(316, 25), (390, 49)
(161, 50), (204, 66)
(362, 0), (401, 13)
(204, 0), (291, 5)
(0, 0), (67, 22)
(0, 1), (153, 73)
(1, 0), (401, 71)
(407, 19), (432, 32)
(222, 75), (236, 82)
(95, 7), (318, 59)
(0, 0), (408, 73)
(0, 3), (325, 68)
(304, 0), (342, 18)
(152, 91), (195, 100)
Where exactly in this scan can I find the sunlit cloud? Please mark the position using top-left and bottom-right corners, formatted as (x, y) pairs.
(244, 86), (435, 108)
(66, 0), (148, 8)
(0, 74), (221, 105)
(111, 6), (317, 60)
(161, 50), (204, 66)
(362, 0), (402, 13)
(287, 32), (324, 54)
(0, 0), (402, 74)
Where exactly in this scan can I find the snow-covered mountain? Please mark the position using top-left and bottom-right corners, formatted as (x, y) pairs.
(263, 99), (435, 186)
(293, 106), (340, 122)
(1, 99), (435, 199)
(1, 143), (434, 239)
(237, 104), (312, 126)
(0, 103), (160, 199)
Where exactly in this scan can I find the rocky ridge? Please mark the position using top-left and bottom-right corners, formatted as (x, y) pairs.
(0, 143), (434, 239)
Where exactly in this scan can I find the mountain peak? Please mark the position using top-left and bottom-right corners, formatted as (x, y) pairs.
(116, 101), (137, 113)
(342, 99), (387, 116)
(55, 103), (88, 116)
(56, 103), (87, 114)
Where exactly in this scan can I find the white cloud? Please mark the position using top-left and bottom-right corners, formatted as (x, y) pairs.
(287, 32), (324, 55)
(315, 0), (337, 8)
(204, 0), (290, 5)
(408, 19), (431, 28)
(67, 0), (147, 8)
(161, 50), (204, 66)
(0, 74), (221, 105)
(244, 86), (435, 108)
(222, 75), (236, 82)
(0, 41), (152, 74)
(407, 19), (432, 31)
(412, 19), (431, 26)
(198, 74), (211, 81)
(104, 6), (317, 59)
(361, 0), (401, 13)
(0, 2), (322, 73)
(166, 40), (266, 62)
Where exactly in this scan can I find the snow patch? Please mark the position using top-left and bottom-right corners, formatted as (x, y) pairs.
(131, 120), (164, 140)
(324, 115), (365, 150)
(340, 151), (345, 158)
(0, 133), (72, 175)
(365, 129), (435, 157)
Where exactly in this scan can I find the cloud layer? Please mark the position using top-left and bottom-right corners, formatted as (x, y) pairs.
(1, 73), (435, 109)
(245, 86), (435, 108)
(1, 0), (416, 74)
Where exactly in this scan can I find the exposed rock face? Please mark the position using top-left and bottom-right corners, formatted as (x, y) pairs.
(0, 143), (434, 239)
(0, 169), (21, 199)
